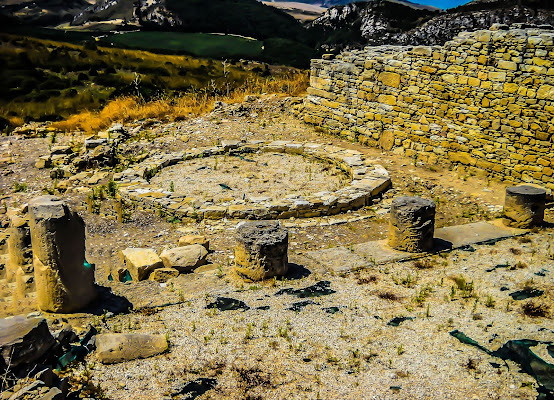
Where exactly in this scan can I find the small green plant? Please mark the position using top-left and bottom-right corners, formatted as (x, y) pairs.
(216, 265), (224, 278)
(244, 323), (254, 341)
(169, 181), (175, 192)
(397, 344), (405, 355)
(485, 294), (495, 308)
(393, 272), (418, 288)
(413, 285), (433, 306)
(13, 182), (27, 193)
(106, 179), (118, 198)
(451, 275), (476, 298)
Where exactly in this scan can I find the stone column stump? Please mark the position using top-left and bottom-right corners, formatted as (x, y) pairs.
(234, 221), (288, 281)
(388, 196), (436, 252)
(503, 185), (546, 228)
(29, 196), (96, 313)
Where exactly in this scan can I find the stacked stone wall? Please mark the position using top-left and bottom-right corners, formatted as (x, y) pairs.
(304, 25), (554, 190)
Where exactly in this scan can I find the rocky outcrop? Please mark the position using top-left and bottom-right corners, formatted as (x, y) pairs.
(310, 0), (554, 49)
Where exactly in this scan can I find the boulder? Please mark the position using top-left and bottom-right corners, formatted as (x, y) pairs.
(28, 196), (96, 313)
(178, 235), (209, 251)
(120, 248), (163, 281)
(159, 245), (208, 273)
(0, 316), (55, 369)
(95, 334), (168, 364)
(149, 268), (180, 283)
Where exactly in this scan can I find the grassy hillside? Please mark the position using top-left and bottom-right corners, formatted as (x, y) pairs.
(164, 0), (309, 42)
(0, 33), (304, 127)
(102, 32), (264, 59)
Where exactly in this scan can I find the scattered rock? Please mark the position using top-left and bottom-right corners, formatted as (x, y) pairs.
(159, 245), (208, 273)
(149, 268), (180, 283)
(178, 235), (210, 251)
(0, 316), (55, 369)
(95, 334), (168, 364)
(120, 248), (164, 281)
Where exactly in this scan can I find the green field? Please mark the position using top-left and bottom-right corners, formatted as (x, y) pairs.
(102, 32), (264, 59)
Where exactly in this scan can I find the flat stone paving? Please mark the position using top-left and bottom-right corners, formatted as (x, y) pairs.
(305, 219), (529, 273)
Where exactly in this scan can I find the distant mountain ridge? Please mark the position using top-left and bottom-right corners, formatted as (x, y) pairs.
(309, 0), (554, 49)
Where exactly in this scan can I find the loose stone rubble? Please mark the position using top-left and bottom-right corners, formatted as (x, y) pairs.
(95, 333), (168, 364)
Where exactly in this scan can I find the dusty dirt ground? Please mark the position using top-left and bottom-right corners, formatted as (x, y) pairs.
(0, 96), (553, 399)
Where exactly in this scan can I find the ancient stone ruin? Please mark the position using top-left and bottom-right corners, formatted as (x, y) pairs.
(304, 25), (554, 191)
(503, 184), (547, 228)
(1, 197), (97, 314)
(234, 221), (289, 281)
(113, 140), (391, 220)
(388, 196), (436, 252)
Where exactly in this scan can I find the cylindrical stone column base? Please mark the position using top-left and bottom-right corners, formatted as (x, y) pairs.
(388, 196), (436, 252)
(234, 221), (288, 281)
(503, 185), (546, 229)
(29, 196), (96, 313)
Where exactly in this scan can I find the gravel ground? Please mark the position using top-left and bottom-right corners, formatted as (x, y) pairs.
(0, 95), (552, 399)
(150, 152), (347, 203)
(87, 231), (554, 400)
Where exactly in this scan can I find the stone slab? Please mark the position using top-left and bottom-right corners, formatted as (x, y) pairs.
(305, 247), (368, 274)
(304, 220), (528, 273)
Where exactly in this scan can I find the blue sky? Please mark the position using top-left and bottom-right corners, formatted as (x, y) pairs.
(412, 0), (472, 9)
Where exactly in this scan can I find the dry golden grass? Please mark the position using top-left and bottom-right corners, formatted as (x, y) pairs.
(51, 72), (308, 134)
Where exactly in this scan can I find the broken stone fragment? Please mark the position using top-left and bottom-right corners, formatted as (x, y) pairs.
(95, 334), (168, 364)
(234, 221), (289, 281)
(0, 316), (55, 369)
(29, 196), (97, 313)
(178, 235), (209, 251)
(120, 248), (163, 281)
(159, 245), (208, 273)
(149, 268), (180, 283)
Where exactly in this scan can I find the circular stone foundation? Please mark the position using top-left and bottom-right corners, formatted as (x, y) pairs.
(149, 153), (348, 204)
(114, 140), (392, 220)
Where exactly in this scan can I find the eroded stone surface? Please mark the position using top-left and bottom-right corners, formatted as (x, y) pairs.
(388, 196), (436, 252)
(95, 333), (168, 364)
(503, 185), (547, 228)
(28, 196), (96, 313)
(0, 316), (55, 369)
(234, 221), (288, 281)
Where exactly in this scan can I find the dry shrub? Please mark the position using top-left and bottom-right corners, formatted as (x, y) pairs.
(413, 258), (435, 269)
(357, 275), (377, 285)
(521, 301), (549, 317)
(509, 247), (522, 255)
(377, 291), (399, 301)
(50, 72), (308, 134)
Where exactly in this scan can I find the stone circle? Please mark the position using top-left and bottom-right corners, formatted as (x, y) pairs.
(114, 140), (391, 220)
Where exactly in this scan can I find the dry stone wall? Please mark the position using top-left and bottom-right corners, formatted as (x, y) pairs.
(304, 24), (554, 191)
